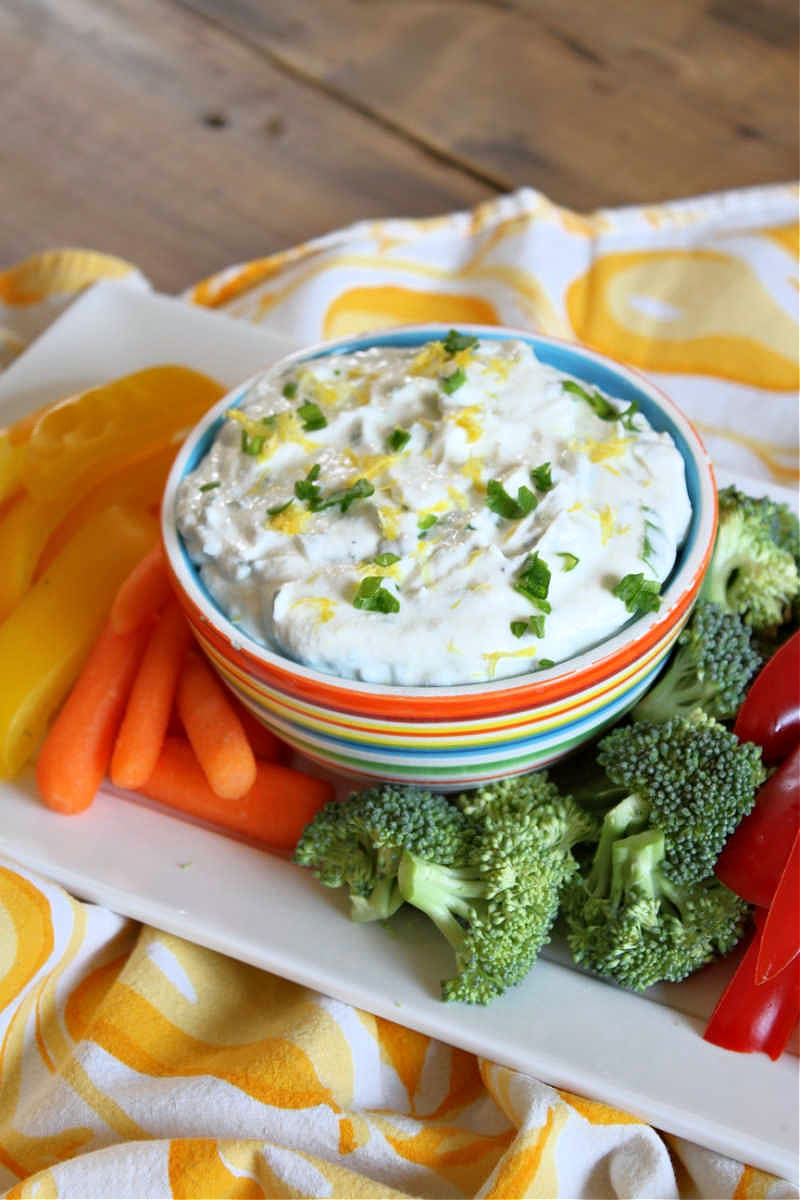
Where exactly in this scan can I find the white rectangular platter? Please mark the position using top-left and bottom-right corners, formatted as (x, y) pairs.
(1, 283), (797, 1183)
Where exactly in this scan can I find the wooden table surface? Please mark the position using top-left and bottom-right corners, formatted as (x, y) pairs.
(1, 0), (797, 293)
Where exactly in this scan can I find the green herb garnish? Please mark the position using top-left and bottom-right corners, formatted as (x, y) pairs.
(241, 429), (266, 456)
(294, 464), (374, 513)
(528, 613), (546, 638)
(514, 552), (551, 609)
(537, 658), (556, 670)
(199, 481), (221, 492)
(353, 576), (400, 614)
(282, 380), (298, 399)
(510, 614), (546, 639)
(619, 400), (639, 431)
(297, 401), (327, 431)
(556, 551), (579, 572)
(440, 367), (467, 395)
(373, 552), (401, 567)
(486, 479), (537, 520)
(294, 463), (322, 504)
(530, 461), (554, 493)
(562, 380), (617, 421)
(388, 428), (411, 452)
(311, 477), (375, 514)
(641, 506), (659, 569)
(443, 330), (478, 355)
(267, 499), (294, 516)
(417, 513), (438, 533)
(613, 572), (661, 615)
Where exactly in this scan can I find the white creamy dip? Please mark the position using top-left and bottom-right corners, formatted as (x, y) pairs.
(176, 335), (691, 685)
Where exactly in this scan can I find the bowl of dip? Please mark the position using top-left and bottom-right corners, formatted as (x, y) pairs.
(162, 325), (717, 787)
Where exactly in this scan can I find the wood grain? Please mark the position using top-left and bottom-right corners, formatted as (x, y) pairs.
(0, 0), (796, 292)
(180, 0), (799, 209)
(0, 0), (491, 291)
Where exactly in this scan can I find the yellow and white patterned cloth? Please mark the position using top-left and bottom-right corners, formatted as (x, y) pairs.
(1, 183), (798, 1199)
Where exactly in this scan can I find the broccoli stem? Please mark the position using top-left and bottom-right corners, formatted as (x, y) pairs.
(634, 660), (714, 724)
(350, 874), (404, 923)
(397, 853), (500, 953)
(701, 554), (741, 610)
(586, 794), (651, 897)
(609, 829), (665, 912)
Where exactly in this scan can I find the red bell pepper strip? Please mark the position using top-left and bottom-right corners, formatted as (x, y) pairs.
(703, 911), (799, 1060)
(715, 745), (800, 908)
(733, 631), (800, 764)
(755, 828), (800, 984)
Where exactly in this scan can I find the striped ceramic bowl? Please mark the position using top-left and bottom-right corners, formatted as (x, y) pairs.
(162, 325), (717, 788)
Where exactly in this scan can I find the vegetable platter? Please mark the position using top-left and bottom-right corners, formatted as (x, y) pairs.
(0, 283), (797, 1182)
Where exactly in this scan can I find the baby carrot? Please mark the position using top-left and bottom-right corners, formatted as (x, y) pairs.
(110, 598), (193, 790)
(233, 699), (290, 764)
(109, 543), (172, 636)
(140, 736), (334, 850)
(176, 652), (257, 799)
(36, 620), (150, 814)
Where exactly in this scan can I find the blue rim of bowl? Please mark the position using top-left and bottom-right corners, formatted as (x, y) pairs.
(162, 323), (716, 699)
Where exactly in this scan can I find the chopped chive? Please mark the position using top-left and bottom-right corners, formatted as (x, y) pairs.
(641, 506), (659, 568)
(514, 552), (551, 606)
(282, 380), (298, 399)
(486, 479), (537, 520)
(324, 477), (375, 513)
(556, 551), (579, 572)
(418, 513), (438, 532)
(267, 499), (294, 516)
(241, 428), (265, 456)
(294, 465), (374, 514)
(387, 427), (411, 452)
(443, 329), (479, 355)
(353, 576), (400, 614)
(373, 552), (401, 566)
(619, 400), (639, 431)
(528, 613), (546, 638)
(530, 461), (553, 493)
(613, 572), (661, 615)
(297, 400), (327, 431)
(562, 379), (617, 421)
(294, 463), (322, 504)
(510, 614), (547, 639)
(199, 481), (221, 492)
(537, 658), (556, 670)
(440, 367), (467, 395)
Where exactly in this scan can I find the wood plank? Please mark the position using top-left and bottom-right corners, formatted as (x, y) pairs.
(0, 0), (492, 292)
(181, 0), (799, 209)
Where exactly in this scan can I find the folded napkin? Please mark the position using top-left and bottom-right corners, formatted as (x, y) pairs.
(1, 183), (798, 1200)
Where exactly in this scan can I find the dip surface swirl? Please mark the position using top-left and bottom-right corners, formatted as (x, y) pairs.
(176, 335), (691, 685)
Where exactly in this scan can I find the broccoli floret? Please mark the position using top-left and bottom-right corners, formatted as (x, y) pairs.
(562, 824), (750, 991)
(632, 600), (761, 724)
(700, 486), (800, 631)
(399, 774), (597, 1004)
(596, 714), (765, 885)
(295, 772), (596, 1004)
(768, 499), (800, 563)
(293, 784), (471, 922)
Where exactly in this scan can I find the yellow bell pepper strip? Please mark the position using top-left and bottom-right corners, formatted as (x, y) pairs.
(0, 442), (177, 621)
(0, 399), (54, 507)
(0, 504), (157, 778)
(0, 430), (26, 508)
(0, 493), (58, 622)
(36, 441), (178, 575)
(22, 366), (223, 503)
